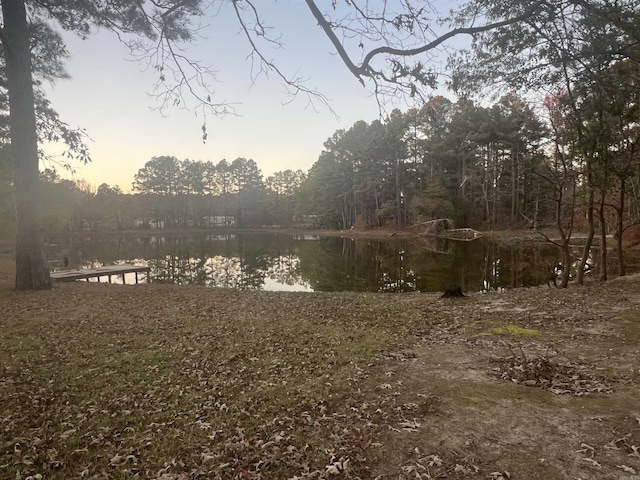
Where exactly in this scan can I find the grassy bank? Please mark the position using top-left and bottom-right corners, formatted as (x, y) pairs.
(1, 274), (640, 479)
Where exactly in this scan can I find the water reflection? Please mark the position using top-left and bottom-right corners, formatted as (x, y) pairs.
(47, 232), (569, 292)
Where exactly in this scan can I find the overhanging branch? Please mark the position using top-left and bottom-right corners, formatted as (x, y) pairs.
(305, 0), (546, 87)
(304, 0), (366, 85)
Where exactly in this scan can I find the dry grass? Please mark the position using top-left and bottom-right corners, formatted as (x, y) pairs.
(2, 272), (640, 479)
(1, 282), (435, 479)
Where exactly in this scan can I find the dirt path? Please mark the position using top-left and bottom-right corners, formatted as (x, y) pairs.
(367, 279), (640, 479)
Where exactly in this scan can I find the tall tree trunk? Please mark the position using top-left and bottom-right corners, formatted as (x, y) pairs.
(616, 180), (626, 277)
(558, 241), (571, 288)
(576, 185), (594, 285)
(2, 0), (52, 290)
(556, 195), (571, 288)
(554, 171), (575, 289)
(533, 183), (540, 229)
(598, 191), (607, 281)
(511, 147), (517, 226)
(461, 155), (467, 201)
(395, 158), (402, 228)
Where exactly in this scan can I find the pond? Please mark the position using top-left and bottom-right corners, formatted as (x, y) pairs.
(45, 232), (577, 292)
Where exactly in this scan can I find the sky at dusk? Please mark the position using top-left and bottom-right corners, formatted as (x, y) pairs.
(42, 1), (458, 192)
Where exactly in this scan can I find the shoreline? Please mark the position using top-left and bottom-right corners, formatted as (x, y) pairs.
(37, 225), (558, 240)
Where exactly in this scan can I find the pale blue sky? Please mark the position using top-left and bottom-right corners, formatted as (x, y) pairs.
(42, 1), (458, 192)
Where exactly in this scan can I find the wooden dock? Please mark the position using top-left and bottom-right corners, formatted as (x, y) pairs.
(50, 265), (150, 284)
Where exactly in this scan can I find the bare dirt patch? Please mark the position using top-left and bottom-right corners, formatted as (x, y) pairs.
(368, 278), (640, 479)
(389, 344), (640, 479)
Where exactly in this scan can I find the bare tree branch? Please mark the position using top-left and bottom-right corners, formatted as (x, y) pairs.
(304, 0), (546, 91)
(232, 0), (335, 115)
(304, 0), (365, 86)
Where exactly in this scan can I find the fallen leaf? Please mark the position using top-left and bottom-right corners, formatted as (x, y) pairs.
(617, 465), (637, 474)
(576, 443), (595, 456)
(581, 457), (602, 468)
(358, 436), (371, 449)
(399, 419), (421, 431)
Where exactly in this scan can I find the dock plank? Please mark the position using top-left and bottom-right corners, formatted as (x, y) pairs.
(51, 265), (150, 283)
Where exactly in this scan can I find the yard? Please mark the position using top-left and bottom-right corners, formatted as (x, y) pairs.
(1, 266), (639, 479)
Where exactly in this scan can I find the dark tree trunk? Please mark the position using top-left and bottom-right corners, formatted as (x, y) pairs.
(553, 171), (575, 289)
(511, 147), (517, 225)
(576, 185), (594, 285)
(558, 242), (571, 288)
(1, 0), (52, 290)
(395, 159), (402, 228)
(616, 181), (626, 277)
(598, 192), (607, 281)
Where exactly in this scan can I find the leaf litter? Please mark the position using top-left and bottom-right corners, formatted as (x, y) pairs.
(489, 354), (614, 395)
(1, 272), (640, 479)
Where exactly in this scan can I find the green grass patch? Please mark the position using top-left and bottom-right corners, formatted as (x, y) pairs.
(470, 324), (543, 339)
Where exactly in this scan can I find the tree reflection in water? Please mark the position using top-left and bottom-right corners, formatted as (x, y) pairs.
(51, 232), (573, 292)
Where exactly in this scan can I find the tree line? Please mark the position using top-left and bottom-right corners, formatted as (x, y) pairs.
(29, 92), (549, 233)
(30, 83), (639, 238)
(33, 157), (307, 232)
